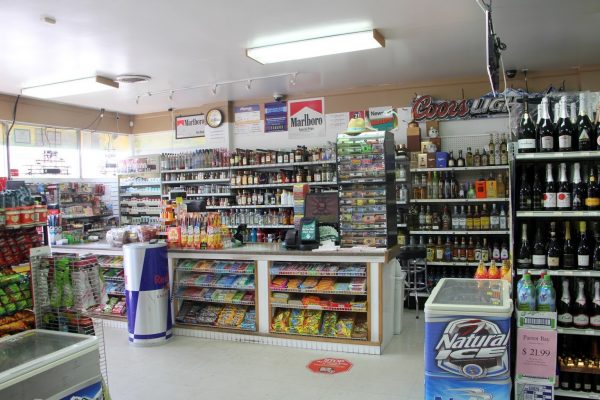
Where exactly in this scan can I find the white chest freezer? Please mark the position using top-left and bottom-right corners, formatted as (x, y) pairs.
(0, 329), (103, 400)
(424, 279), (513, 399)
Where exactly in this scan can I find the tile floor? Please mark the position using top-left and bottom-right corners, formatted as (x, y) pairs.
(104, 310), (425, 400)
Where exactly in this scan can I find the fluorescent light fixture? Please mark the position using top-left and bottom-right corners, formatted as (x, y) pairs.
(246, 29), (385, 64)
(21, 76), (118, 99)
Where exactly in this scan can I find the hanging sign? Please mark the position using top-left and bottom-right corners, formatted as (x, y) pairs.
(288, 97), (325, 139)
(368, 106), (397, 131)
(234, 104), (262, 134)
(264, 101), (287, 132)
(175, 114), (205, 139)
(412, 94), (517, 121)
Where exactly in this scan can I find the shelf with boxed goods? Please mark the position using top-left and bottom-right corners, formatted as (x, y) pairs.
(173, 259), (256, 332)
(337, 131), (397, 248)
(269, 261), (369, 341)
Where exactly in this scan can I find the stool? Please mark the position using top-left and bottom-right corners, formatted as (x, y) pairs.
(397, 245), (428, 319)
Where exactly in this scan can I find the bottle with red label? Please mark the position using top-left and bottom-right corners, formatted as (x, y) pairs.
(543, 163), (557, 210)
(556, 163), (571, 209)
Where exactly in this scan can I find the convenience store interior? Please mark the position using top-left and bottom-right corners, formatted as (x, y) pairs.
(1, 1), (600, 400)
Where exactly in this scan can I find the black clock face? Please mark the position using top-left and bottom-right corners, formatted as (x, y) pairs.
(207, 109), (223, 128)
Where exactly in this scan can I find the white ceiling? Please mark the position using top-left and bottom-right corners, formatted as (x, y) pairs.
(1, 0), (599, 115)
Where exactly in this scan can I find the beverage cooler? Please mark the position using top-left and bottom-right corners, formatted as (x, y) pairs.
(424, 278), (513, 399)
(0, 329), (103, 399)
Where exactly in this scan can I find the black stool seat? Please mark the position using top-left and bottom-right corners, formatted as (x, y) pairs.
(398, 246), (426, 260)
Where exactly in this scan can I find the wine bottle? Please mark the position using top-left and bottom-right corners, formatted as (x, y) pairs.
(532, 226), (546, 269)
(572, 162), (587, 210)
(558, 278), (573, 328)
(577, 92), (594, 151)
(587, 166), (600, 210)
(594, 226), (600, 271)
(532, 170), (544, 211)
(448, 151), (455, 167)
(564, 221), (577, 270)
(574, 280), (590, 329)
(547, 221), (561, 269)
(519, 169), (533, 210)
(595, 103), (600, 150)
(517, 224), (532, 269)
(557, 162), (571, 210)
(456, 150), (465, 167)
(578, 221), (591, 270)
(557, 96), (575, 151)
(590, 281), (600, 329)
(543, 163), (557, 210)
(488, 134), (495, 165)
(538, 96), (556, 152)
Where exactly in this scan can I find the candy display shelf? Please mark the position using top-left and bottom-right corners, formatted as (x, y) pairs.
(271, 303), (367, 313)
(270, 287), (367, 295)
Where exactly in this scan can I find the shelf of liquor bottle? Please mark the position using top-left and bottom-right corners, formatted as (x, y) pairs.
(557, 327), (600, 337)
(516, 211), (600, 218)
(229, 160), (336, 170)
(162, 179), (230, 185)
(412, 165), (509, 173)
(119, 182), (161, 187)
(161, 166), (230, 174)
(230, 181), (337, 189)
(395, 178), (407, 183)
(411, 198), (510, 204)
(409, 230), (510, 235)
(516, 151), (600, 162)
(205, 204), (294, 210)
(161, 193), (232, 198)
(517, 269), (600, 278)
(118, 170), (161, 176)
(120, 201), (161, 206)
(224, 225), (294, 229)
(555, 389), (600, 399)
(396, 201), (408, 205)
(119, 192), (162, 197)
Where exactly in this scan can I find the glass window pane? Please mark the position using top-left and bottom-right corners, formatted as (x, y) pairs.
(81, 131), (131, 178)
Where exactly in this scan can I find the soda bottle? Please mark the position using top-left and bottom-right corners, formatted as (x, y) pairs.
(537, 274), (556, 312)
(474, 260), (488, 279)
(517, 273), (537, 311)
(488, 260), (501, 279)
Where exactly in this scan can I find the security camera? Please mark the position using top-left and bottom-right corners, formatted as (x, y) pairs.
(505, 69), (517, 79)
(273, 93), (285, 102)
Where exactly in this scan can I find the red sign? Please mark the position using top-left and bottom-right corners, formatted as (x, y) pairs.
(411, 94), (515, 121)
(307, 358), (353, 374)
(9, 169), (18, 177)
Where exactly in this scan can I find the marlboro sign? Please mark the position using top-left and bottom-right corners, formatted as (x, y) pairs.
(288, 98), (325, 139)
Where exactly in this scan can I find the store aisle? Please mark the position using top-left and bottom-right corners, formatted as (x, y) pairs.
(104, 310), (425, 400)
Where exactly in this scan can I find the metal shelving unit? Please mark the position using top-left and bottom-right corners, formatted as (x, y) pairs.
(411, 198), (510, 203)
(554, 389), (600, 399)
(409, 230), (510, 235)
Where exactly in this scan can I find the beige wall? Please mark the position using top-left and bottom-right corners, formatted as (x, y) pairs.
(0, 93), (133, 134)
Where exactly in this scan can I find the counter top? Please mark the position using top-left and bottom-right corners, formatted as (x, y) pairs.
(51, 241), (402, 263)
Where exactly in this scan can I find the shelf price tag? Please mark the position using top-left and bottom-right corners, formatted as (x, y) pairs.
(516, 327), (557, 382)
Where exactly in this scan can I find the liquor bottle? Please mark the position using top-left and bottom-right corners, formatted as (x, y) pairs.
(448, 151), (456, 167)
(577, 92), (594, 151)
(444, 237), (453, 261)
(425, 205), (433, 230)
(594, 225), (600, 271)
(466, 147), (473, 167)
(591, 281), (600, 329)
(457, 150), (465, 167)
(481, 237), (490, 262)
(595, 103), (600, 150)
(547, 222), (561, 269)
(426, 172), (433, 199)
(532, 170), (544, 211)
(500, 241), (509, 261)
(418, 205), (426, 229)
(578, 221), (591, 270)
(564, 221), (577, 270)
(558, 278), (573, 327)
(474, 238), (482, 261)
(519, 96), (538, 153)
(466, 206), (473, 230)
(572, 162), (587, 210)
(459, 237), (467, 261)
(489, 204), (500, 230)
(587, 166), (600, 210)
(500, 133), (508, 165)
(459, 206), (467, 230)
(543, 163), (557, 210)
(499, 205), (507, 230)
(444, 173), (452, 199)
(472, 205), (481, 230)
(519, 169), (532, 210)
(426, 237), (435, 261)
(481, 149), (489, 166)
(496, 172), (506, 198)
(517, 224), (532, 269)
(538, 97), (556, 152)
(532, 226), (546, 269)
(480, 204), (490, 230)
(557, 162), (571, 210)
(467, 237), (475, 261)
(494, 133), (501, 165)
(557, 96), (575, 151)
(451, 173), (458, 198)
(488, 134), (495, 165)
(452, 236), (460, 260)
(442, 206), (451, 230)
(473, 149), (481, 166)
(438, 172), (445, 199)
(492, 241), (500, 261)
(432, 171), (439, 199)
(574, 280), (590, 329)
(451, 206), (459, 230)
(517, 273), (536, 311)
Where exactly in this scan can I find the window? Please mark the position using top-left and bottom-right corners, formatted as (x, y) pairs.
(8, 124), (80, 178)
(81, 131), (131, 178)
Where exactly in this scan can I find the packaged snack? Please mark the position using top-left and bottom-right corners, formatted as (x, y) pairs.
(320, 311), (338, 336)
(240, 309), (256, 331)
(286, 277), (304, 289)
(352, 318), (368, 339)
(271, 309), (291, 333)
(288, 309), (306, 334)
(335, 315), (355, 338)
(301, 295), (321, 306)
(271, 277), (289, 289)
(300, 277), (319, 290)
(302, 310), (322, 335)
(197, 305), (221, 325)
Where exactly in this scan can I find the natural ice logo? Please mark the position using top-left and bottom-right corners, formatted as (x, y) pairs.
(434, 319), (509, 378)
(434, 388), (493, 400)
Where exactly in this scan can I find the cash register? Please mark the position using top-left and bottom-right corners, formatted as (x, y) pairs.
(285, 191), (339, 250)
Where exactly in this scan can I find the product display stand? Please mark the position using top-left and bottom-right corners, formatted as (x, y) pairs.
(118, 155), (161, 226)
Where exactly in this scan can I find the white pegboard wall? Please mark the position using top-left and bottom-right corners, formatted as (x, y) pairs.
(432, 117), (511, 155)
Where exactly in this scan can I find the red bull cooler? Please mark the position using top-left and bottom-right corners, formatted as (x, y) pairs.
(424, 279), (513, 399)
(123, 243), (172, 346)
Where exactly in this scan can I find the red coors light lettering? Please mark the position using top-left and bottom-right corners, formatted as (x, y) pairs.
(412, 96), (470, 121)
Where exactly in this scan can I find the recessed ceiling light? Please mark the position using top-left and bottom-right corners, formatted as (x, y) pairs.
(41, 15), (56, 25)
(246, 29), (385, 64)
(115, 74), (152, 84)
(21, 76), (118, 99)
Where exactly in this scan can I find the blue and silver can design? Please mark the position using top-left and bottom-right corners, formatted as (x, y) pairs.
(425, 315), (511, 379)
(123, 243), (172, 345)
(425, 374), (512, 400)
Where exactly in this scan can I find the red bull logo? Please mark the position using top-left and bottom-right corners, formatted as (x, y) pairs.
(154, 274), (169, 286)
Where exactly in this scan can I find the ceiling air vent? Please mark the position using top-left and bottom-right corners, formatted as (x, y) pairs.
(115, 75), (151, 84)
